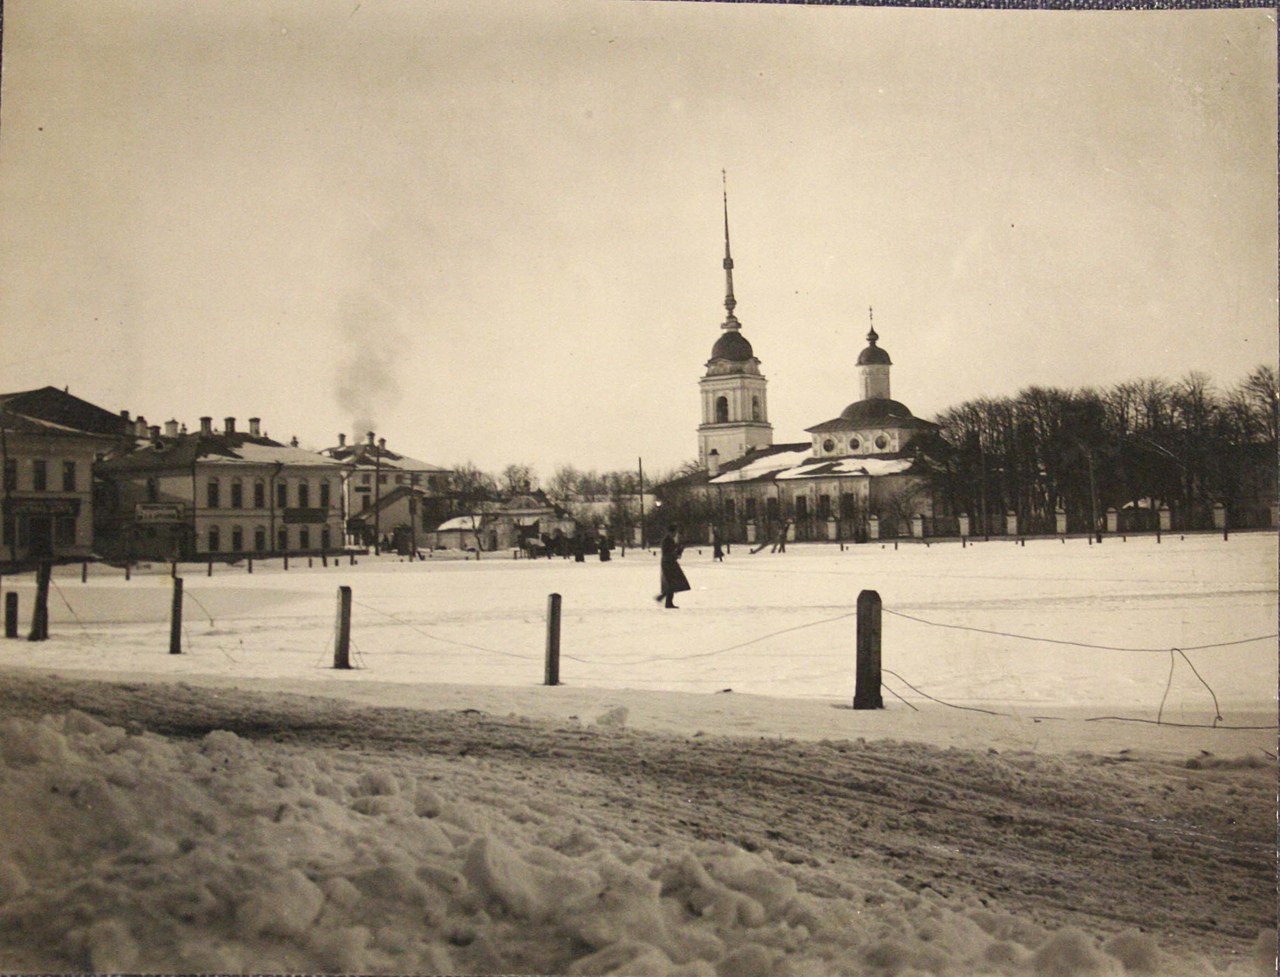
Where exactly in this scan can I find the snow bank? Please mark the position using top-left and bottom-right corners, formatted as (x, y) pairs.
(0, 710), (1272, 975)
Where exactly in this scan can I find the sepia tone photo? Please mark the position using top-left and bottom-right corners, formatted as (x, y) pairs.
(0, 1), (1275, 973)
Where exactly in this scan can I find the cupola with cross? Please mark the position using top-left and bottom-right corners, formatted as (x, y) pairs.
(697, 176), (773, 471)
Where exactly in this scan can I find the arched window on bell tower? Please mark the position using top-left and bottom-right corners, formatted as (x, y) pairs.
(716, 396), (729, 424)
(751, 396), (761, 421)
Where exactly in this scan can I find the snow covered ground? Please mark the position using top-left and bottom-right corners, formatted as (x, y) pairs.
(0, 532), (1274, 974)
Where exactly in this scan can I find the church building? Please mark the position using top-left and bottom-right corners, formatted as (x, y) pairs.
(658, 190), (943, 544)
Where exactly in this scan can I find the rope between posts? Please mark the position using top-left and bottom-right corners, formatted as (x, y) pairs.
(351, 599), (539, 662)
(49, 577), (88, 633)
(882, 606), (1277, 653)
(562, 608), (860, 666)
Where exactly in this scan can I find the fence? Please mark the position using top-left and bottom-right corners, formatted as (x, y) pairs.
(1, 544), (1273, 732)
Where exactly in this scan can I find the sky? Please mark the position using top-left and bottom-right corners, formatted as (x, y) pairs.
(1, 0), (1275, 478)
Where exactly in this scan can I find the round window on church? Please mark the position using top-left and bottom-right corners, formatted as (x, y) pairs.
(849, 438), (860, 451)
(875, 435), (889, 450)
(822, 439), (835, 453)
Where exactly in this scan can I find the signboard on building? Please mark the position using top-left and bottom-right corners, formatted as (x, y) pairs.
(283, 507), (329, 524)
(4, 497), (81, 517)
(135, 503), (185, 523)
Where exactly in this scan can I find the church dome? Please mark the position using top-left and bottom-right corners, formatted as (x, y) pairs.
(839, 398), (915, 424)
(711, 330), (754, 362)
(856, 326), (892, 366)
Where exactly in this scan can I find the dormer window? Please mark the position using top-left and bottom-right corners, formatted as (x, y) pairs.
(875, 435), (889, 450)
(822, 438), (835, 453)
(849, 438), (861, 452)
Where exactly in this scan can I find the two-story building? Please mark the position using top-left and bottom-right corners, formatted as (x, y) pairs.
(97, 416), (347, 560)
(0, 387), (132, 565)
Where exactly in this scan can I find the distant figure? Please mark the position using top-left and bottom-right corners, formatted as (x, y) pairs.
(573, 533), (586, 563)
(654, 524), (690, 609)
(711, 528), (724, 562)
(599, 531), (612, 562)
(770, 525), (787, 554)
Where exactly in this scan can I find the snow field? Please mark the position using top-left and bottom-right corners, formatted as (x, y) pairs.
(3, 533), (1275, 719)
(0, 708), (1273, 975)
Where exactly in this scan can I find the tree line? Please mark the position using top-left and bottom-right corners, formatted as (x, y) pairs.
(925, 365), (1278, 534)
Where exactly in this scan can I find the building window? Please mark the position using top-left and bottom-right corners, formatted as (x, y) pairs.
(320, 527), (331, 551)
(230, 479), (243, 508)
(875, 435), (889, 450)
(254, 480), (266, 508)
(276, 482), (288, 508)
(361, 495), (371, 511)
(745, 498), (757, 521)
(724, 498), (736, 522)
(32, 460), (47, 492)
(299, 527), (311, 550)
(254, 527), (266, 551)
(319, 481), (331, 507)
(377, 474), (387, 485)
(361, 474), (371, 486)
(147, 478), (160, 503)
(715, 396), (729, 424)
(840, 493), (857, 519)
(818, 495), (831, 519)
(207, 478), (220, 508)
(277, 527), (288, 551)
(231, 526), (244, 551)
(796, 496), (809, 519)
(63, 461), (77, 492)
(297, 481), (310, 508)
(208, 526), (221, 552)
(3, 459), (16, 492)
(766, 497), (779, 522)
(752, 396), (761, 421)
(849, 438), (861, 452)
(55, 516), (76, 546)
(410, 474), (422, 486)
(822, 438), (835, 453)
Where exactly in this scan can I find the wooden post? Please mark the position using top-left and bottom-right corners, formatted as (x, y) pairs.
(853, 589), (883, 710)
(284, 554), (289, 571)
(28, 563), (51, 642)
(4, 592), (17, 639)
(81, 561), (88, 583)
(308, 557), (313, 568)
(125, 562), (132, 581)
(169, 576), (184, 654)
(544, 593), (562, 686)
(334, 586), (352, 669)
(207, 559), (213, 577)
(247, 557), (253, 574)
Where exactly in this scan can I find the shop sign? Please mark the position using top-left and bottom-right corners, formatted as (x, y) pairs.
(5, 497), (81, 517)
(136, 503), (185, 523)
(283, 507), (328, 524)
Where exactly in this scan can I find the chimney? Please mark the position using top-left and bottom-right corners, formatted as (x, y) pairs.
(200, 416), (212, 436)
(366, 431), (376, 446)
(249, 417), (261, 437)
(164, 419), (179, 437)
(119, 409), (131, 424)
(149, 425), (161, 441)
(224, 417), (236, 434)
(338, 433), (346, 447)
(378, 438), (386, 451)
(134, 416), (148, 438)
(290, 436), (299, 448)
(707, 449), (720, 478)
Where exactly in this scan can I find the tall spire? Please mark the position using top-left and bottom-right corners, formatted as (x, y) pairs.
(867, 306), (878, 346)
(721, 170), (739, 331)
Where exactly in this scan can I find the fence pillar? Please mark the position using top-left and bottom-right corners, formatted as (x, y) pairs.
(745, 520), (757, 544)
(27, 563), (51, 642)
(1158, 505), (1172, 532)
(868, 514), (880, 541)
(334, 586), (352, 669)
(544, 593), (562, 686)
(911, 514), (924, 539)
(957, 513), (970, 539)
(1213, 502), (1227, 539)
(1055, 508), (1067, 535)
(4, 592), (17, 639)
(1005, 511), (1018, 537)
(169, 576), (184, 654)
(853, 589), (884, 710)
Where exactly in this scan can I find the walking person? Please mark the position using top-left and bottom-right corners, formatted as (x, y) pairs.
(711, 527), (724, 562)
(654, 524), (690, 609)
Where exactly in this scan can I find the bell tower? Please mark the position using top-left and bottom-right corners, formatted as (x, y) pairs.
(697, 174), (773, 469)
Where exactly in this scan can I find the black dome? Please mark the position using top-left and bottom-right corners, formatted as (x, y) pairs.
(711, 330), (754, 362)
(839, 398), (915, 424)
(856, 344), (892, 366)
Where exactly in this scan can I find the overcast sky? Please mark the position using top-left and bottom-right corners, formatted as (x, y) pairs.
(1, 1), (1275, 477)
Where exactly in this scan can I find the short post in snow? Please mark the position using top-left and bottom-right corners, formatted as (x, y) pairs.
(247, 557), (253, 573)
(207, 559), (213, 577)
(853, 589), (884, 710)
(81, 561), (88, 583)
(544, 592), (562, 686)
(28, 563), (51, 642)
(4, 592), (18, 639)
(169, 576), (184, 654)
(334, 586), (352, 669)
(125, 562), (131, 581)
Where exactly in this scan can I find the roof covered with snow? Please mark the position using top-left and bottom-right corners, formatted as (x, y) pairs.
(100, 433), (345, 472)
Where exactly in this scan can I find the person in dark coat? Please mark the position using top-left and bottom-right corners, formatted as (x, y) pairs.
(654, 524), (690, 608)
(711, 527), (724, 562)
(598, 531), (612, 562)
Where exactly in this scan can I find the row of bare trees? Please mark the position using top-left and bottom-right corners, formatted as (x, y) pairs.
(925, 366), (1278, 534)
